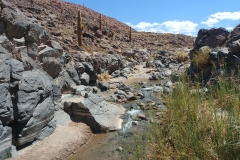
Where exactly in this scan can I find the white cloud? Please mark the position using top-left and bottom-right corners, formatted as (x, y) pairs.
(125, 20), (198, 35)
(226, 27), (233, 31)
(201, 12), (240, 27)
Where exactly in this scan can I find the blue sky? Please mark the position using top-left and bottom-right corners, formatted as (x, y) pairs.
(65, 0), (240, 36)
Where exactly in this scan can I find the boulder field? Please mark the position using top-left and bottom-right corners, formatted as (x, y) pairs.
(0, 1), (127, 159)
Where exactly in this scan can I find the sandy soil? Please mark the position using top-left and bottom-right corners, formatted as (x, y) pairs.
(10, 122), (92, 160)
(111, 65), (154, 85)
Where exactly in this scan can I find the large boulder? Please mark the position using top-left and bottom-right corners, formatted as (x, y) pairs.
(64, 94), (125, 133)
(25, 23), (50, 45)
(0, 85), (13, 125)
(55, 70), (76, 94)
(16, 70), (53, 123)
(75, 62), (85, 75)
(0, 34), (15, 53)
(16, 97), (55, 146)
(228, 39), (240, 55)
(0, 7), (29, 40)
(38, 46), (63, 78)
(106, 54), (124, 74)
(66, 63), (81, 85)
(14, 46), (37, 71)
(227, 24), (240, 55)
(9, 59), (24, 80)
(194, 28), (229, 48)
(82, 62), (98, 82)
(26, 43), (38, 60)
(0, 44), (11, 84)
(80, 72), (90, 85)
(227, 24), (240, 45)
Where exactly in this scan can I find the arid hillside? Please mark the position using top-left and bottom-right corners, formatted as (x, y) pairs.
(8, 0), (194, 54)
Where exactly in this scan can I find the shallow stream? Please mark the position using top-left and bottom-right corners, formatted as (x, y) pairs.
(67, 80), (165, 160)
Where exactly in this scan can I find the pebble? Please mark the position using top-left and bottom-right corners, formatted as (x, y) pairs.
(132, 121), (137, 125)
(138, 102), (145, 107)
(137, 113), (147, 120)
(116, 146), (123, 151)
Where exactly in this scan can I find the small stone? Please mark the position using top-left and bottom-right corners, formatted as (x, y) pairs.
(149, 102), (156, 106)
(137, 113), (147, 120)
(132, 121), (137, 125)
(116, 146), (123, 151)
(138, 102), (144, 107)
(156, 112), (164, 117)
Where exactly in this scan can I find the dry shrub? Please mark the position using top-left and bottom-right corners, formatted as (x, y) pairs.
(98, 72), (110, 81)
(175, 51), (189, 62)
(192, 47), (211, 69)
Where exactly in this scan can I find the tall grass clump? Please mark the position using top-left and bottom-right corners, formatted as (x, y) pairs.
(192, 47), (211, 69)
(175, 51), (189, 63)
(133, 72), (240, 160)
(98, 72), (110, 81)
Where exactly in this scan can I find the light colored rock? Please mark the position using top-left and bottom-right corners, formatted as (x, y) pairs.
(64, 94), (125, 133)
(0, 126), (12, 160)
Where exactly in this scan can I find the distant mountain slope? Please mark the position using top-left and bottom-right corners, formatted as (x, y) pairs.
(8, 0), (194, 53)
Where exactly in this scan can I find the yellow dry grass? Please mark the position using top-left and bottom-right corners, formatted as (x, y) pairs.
(98, 72), (110, 81)
(175, 51), (189, 62)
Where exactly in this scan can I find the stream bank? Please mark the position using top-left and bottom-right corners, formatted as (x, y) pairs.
(67, 73), (168, 160)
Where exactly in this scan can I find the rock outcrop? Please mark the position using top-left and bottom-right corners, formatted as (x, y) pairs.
(189, 24), (240, 84)
(194, 28), (229, 48)
(0, 1), (61, 159)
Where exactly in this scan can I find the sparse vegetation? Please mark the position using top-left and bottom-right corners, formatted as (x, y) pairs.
(133, 72), (240, 160)
(98, 72), (110, 81)
(192, 48), (211, 69)
(129, 26), (132, 42)
(175, 51), (189, 62)
(99, 13), (102, 31)
(77, 10), (83, 46)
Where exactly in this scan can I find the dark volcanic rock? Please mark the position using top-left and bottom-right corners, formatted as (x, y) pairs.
(38, 46), (63, 78)
(0, 7), (29, 40)
(66, 63), (81, 85)
(35, 118), (57, 141)
(14, 46), (36, 71)
(82, 62), (98, 82)
(25, 23), (50, 45)
(98, 81), (110, 91)
(9, 59), (24, 80)
(0, 44), (11, 83)
(55, 70), (76, 94)
(0, 85), (13, 125)
(16, 97), (55, 146)
(194, 28), (229, 48)
(80, 72), (90, 85)
(226, 25), (240, 56)
(227, 24), (240, 46)
(17, 70), (53, 123)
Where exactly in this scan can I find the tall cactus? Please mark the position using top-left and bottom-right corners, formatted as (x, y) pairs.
(78, 10), (83, 46)
(99, 13), (102, 31)
(129, 26), (132, 42)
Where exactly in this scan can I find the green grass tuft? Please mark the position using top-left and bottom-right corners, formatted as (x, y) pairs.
(132, 72), (240, 160)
